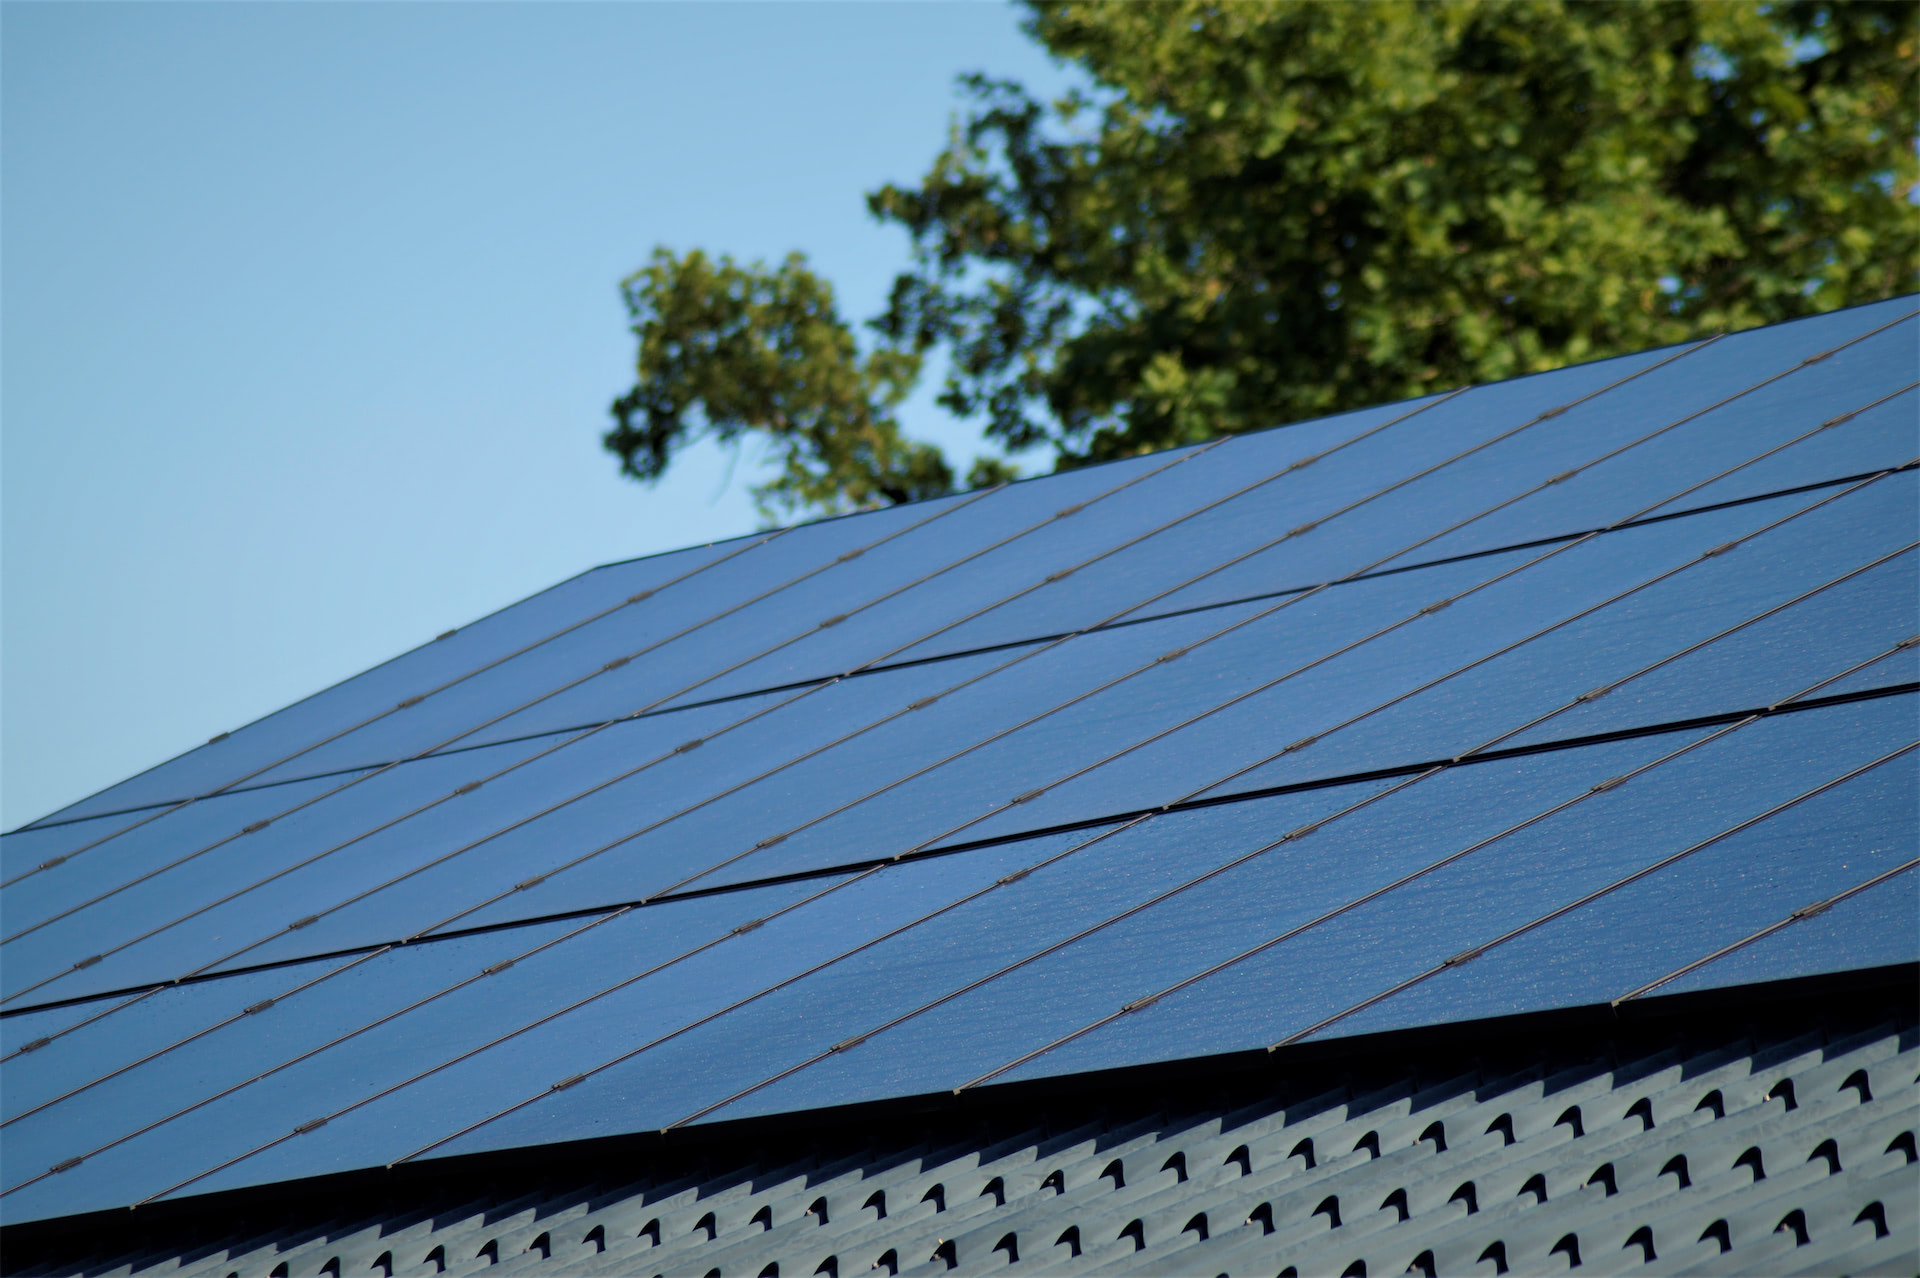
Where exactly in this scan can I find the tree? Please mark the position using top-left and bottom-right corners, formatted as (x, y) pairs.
(608, 0), (1918, 520)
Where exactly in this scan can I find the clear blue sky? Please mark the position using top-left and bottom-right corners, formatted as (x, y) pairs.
(2, 1), (1077, 828)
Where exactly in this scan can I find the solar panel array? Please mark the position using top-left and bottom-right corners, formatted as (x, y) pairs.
(2, 296), (1916, 1227)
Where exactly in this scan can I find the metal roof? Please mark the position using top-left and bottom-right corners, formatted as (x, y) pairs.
(4, 986), (1914, 1276)
(2, 295), (1916, 1228)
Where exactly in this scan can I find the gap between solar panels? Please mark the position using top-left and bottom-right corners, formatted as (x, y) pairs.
(0, 362), (1904, 1089)
(14, 524), (1909, 1204)
(8, 678), (1907, 1024)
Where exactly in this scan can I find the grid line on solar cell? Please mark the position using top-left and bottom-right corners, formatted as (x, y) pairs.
(1615, 859), (1919, 1005)
(54, 608), (1899, 1201)
(674, 662), (1895, 1120)
(0, 429), (1896, 1105)
(1273, 741), (1918, 1050)
(0, 528), (791, 879)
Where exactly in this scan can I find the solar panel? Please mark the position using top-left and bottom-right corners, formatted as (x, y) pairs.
(2, 297), (1914, 1227)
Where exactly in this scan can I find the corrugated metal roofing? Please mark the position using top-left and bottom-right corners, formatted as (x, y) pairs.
(4, 988), (1914, 1276)
(1, 296), (1916, 1228)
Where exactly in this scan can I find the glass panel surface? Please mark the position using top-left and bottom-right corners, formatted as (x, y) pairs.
(1634, 384), (1918, 518)
(1484, 549), (1915, 750)
(1175, 474), (1914, 800)
(643, 402), (1439, 711)
(1819, 646), (1919, 699)
(0, 732), (584, 1003)
(1315, 745), (1917, 1035)
(421, 772), (1446, 1160)
(2, 768), (365, 893)
(1653, 865), (1919, 998)
(963, 693), (1914, 1091)
(1, 917), (581, 1124)
(0, 873), (845, 1222)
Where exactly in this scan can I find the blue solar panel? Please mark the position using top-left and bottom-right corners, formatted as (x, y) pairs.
(2, 297), (1914, 1226)
(1652, 863), (1920, 997)
(963, 694), (1916, 1092)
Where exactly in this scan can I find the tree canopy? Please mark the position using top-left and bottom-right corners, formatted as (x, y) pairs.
(607, 0), (1918, 520)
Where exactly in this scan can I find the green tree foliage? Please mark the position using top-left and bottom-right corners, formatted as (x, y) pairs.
(605, 249), (955, 518)
(609, 0), (1918, 518)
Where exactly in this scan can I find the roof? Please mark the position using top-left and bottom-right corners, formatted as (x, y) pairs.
(4, 983), (1915, 1276)
(2, 295), (1916, 1232)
